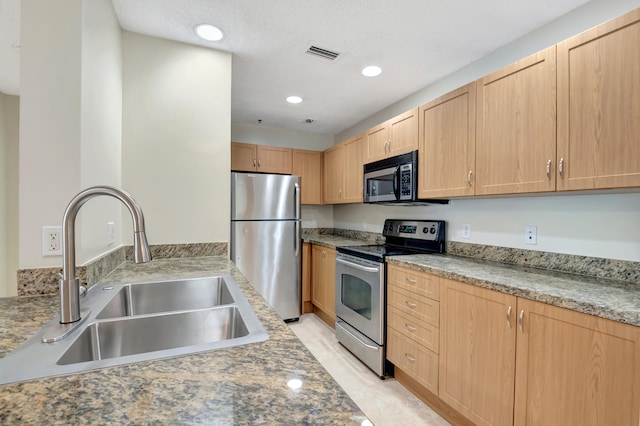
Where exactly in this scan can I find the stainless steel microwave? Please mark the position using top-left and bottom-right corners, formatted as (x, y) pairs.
(364, 151), (418, 203)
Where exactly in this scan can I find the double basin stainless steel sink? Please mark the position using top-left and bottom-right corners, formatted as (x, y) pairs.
(0, 275), (268, 385)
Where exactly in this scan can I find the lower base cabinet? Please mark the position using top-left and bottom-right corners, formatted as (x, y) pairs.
(387, 266), (640, 426)
(310, 244), (336, 327)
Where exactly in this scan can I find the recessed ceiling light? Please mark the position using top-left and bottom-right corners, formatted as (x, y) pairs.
(362, 65), (382, 77)
(286, 96), (303, 104)
(195, 24), (224, 41)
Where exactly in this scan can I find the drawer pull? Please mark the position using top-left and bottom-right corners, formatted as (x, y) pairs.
(405, 324), (417, 332)
(405, 277), (417, 284)
(507, 305), (512, 329)
(405, 300), (417, 308)
(404, 353), (416, 363)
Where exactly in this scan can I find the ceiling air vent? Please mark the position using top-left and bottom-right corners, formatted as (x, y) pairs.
(306, 45), (341, 61)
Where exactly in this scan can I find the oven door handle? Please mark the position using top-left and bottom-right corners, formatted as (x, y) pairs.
(336, 257), (380, 273)
(337, 321), (380, 351)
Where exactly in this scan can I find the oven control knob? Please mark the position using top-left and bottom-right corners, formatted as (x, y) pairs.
(422, 227), (429, 234)
(430, 227), (436, 234)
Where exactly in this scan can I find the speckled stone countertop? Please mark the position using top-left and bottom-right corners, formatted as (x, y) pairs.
(0, 257), (368, 424)
(389, 254), (640, 327)
(302, 234), (373, 249)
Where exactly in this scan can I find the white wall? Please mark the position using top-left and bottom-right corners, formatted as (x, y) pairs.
(331, 0), (640, 262)
(18, 0), (123, 271)
(0, 93), (19, 296)
(78, 0), (123, 263)
(121, 32), (232, 245)
(232, 123), (334, 150)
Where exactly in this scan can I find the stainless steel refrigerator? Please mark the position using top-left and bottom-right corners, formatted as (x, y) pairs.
(230, 172), (301, 321)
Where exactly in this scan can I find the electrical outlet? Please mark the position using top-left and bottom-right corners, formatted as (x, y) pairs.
(107, 222), (116, 246)
(525, 225), (537, 245)
(42, 226), (62, 256)
(462, 223), (471, 239)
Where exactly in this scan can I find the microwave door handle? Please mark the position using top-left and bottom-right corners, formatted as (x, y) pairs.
(393, 166), (400, 199)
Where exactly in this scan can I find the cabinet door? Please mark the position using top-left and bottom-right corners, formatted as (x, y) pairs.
(256, 145), (292, 174)
(514, 298), (640, 426)
(388, 107), (419, 157)
(292, 149), (323, 205)
(342, 132), (366, 203)
(439, 278), (517, 426)
(323, 247), (336, 319)
(231, 142), (257, 172)
(419, 83), (476, 198)
(310, 245), (336, 320)
(476, 46), (556, 195)
(557, 9), (640, 191)
(301, 242), (313, 314)
(323, 144), (343, 204)
(366, 122), (389, 162)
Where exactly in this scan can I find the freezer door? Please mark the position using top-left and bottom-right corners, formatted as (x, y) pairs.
(231, 220), (301, 321)
(231, 172), (300, 221)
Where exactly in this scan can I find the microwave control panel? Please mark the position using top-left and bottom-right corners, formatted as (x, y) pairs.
(399, 164), (413, 200)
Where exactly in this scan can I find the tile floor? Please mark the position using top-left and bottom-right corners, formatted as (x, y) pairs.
(289, 314), (449, 426)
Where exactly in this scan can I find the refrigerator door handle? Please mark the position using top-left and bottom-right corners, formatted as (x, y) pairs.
(294, 182), (301, 257)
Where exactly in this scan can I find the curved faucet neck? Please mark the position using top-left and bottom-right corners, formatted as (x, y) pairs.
(60, 186), (151, 324)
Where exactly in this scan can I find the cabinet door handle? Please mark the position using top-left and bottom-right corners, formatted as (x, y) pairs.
(518, 309), (525, 333)
(507, 306), (512, 329)
(404, 353), (416, 363)
(253, 159), (257, 167)
(558, 158), (564, 177)
(257, 159), (261, 167)
(405, 300), (417, 308)
(467, 170), (473, 186)
(405, 324), (417, 332)
(546, 159), (552, 179)
(405, 277), (417, 284)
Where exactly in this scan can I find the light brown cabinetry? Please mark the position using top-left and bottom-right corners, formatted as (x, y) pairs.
(310, 244), (336, 327)
(418, 82), (477, 198)
(231, 142), (292, 174)
(292, 149), (323, 204)
(439, 277), (640, 426)
(322, 132), (366, 204)
(439, 278), (517, 426)
(513, 298), (640, 426)
(366, 108), (419, 162)
(556, 9), (640, 191)
(386, 264), (441, 394)
(476, 46), (557, 196)
(301, 242), (313, 314)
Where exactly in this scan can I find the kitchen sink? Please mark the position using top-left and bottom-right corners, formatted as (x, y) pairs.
(60, 306), (248, 364)
(0, 275), (268, 385)
(96, 277), (234, 319)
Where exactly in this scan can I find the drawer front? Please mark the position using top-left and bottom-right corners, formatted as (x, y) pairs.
(388, 284), (439, 327)
(387, 327), (438, 395)
(388, 264), (440, 301)
(388, 306), (439, 353)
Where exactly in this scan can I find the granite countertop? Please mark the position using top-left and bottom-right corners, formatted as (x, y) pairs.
(389, 254), (640, 327)
(302, 234), (373, 249)
(0, 257), (368, 424)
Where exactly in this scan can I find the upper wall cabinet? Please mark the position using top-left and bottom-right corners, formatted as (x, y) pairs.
(323, 132), (366, 204)
(231, 142), (292, 174)
(292, 149), (323, 205)
(366, 108), (419, 163)
(418, 82), (477, 199)
(556, 8), (640, 191)
(475, 46), (557, 196)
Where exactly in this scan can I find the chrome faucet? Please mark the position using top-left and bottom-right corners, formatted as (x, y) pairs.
(59, 186), (151, 324)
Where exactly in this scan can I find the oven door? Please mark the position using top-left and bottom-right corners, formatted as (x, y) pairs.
(335, 253), (384, 345)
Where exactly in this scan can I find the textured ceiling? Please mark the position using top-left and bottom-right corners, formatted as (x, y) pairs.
(1, 0), (591, 134)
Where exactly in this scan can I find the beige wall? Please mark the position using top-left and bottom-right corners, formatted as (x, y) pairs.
(121, 32), (232, 246)
(0, 93), (19, 296)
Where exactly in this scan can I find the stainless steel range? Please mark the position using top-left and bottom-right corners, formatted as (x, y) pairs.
(335, 219), (446, 378)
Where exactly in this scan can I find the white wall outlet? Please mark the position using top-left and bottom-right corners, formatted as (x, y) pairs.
(42, 226), (62, 256)
(107, 222), (116, 246)
(462, 223), (471, 239)
(525, 225), (537, 245)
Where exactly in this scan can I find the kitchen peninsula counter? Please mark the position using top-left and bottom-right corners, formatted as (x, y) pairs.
(0, 257), (367, 424)
(389, 254), (640, 327)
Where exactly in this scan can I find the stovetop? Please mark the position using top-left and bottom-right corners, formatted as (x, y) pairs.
(337, 219), (446, 263)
